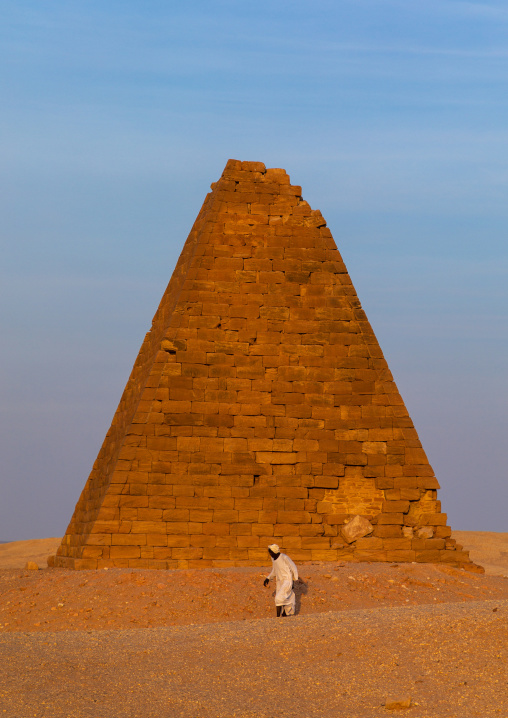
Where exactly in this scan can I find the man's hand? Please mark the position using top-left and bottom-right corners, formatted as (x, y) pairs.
(263, 578), (270, 587)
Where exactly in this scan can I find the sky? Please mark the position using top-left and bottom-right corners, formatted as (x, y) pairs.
(1, 0), (507, 540)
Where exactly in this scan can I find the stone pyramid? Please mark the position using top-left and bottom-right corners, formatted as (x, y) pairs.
(53, 160), (476, 571)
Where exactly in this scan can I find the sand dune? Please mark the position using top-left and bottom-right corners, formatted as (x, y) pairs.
(0, 537), (61, 570)
(453, 531), (508, 576)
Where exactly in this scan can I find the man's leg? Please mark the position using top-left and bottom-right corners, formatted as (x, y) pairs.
(276, 606), (282, 617)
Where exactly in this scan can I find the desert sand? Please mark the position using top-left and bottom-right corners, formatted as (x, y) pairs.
(0, 537), (61, 570)
(453, 531), (508, 576)
(1, 534), (507, 717)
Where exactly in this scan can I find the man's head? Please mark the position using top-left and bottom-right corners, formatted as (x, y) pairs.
(268, 543), (280, 560)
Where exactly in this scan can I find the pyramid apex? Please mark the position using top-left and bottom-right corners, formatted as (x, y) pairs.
(221, 160), (294, 186)
(225, 158), (242, 171)
(224, 159), (266, 174)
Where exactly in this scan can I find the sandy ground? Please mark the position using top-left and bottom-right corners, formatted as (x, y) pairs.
(1, 561), (507, 633)
(1, 600), (506, 717)
(1, 535), (508, 716)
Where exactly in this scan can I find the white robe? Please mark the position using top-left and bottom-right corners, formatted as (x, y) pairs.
(266, 553), (299, 615)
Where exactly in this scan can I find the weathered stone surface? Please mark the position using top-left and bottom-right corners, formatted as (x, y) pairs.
(416, 526), (434, 539)
(53, 160), (476, 570)
(25, 561), (39, 570)
(341, 515), (374, 544)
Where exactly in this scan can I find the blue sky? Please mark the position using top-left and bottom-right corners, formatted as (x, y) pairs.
(1, 0), (507, 539)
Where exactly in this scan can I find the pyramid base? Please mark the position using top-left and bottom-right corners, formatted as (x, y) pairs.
(51, 547), (482, 572)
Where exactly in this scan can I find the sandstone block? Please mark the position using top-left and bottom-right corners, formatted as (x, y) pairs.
(166, 522), (192, 535)
(87, 533), (112, 545)
(425, 538), (445, 549)
(373, 525), (403, 538)
(382, 538), (412, 550)
(301, 536), (331, 549)
(111, 534), (146, 546)
(172, 548), (204, 560)
(355, 537), (384, 550)
(382, 500), (410, 514)
(417, 476), (440, 489)
(236, 536), (260, 548)
(375, 478), (394, 490)
(216, 536), (237, 548)
(203, 523), (230, 535)
(92, 521), (122, 534)
(399, 488), (421, 500)
(299, 524), (325, 536)
(274, 524), (300, 536)
(252, 522), (275, 535)
(110, 546), (141, 559)
(81, 546), (103, 559)
(310, 550), (337, 561)
(277, 511), (312, 524)
(419, 513), (447, 526)
(377, 513), (404, 525)
(280, 536), (302, 549)
(147, 534), (169, 546)
(324, 513), (350, 525)
(354, 550), (387, 562)
(213, 510), (239, 523)
(230, 523), (253, 536)
(189, 510), (214, 523)
(434, 526), (452, 538)
(167, 536), (190, 548)
(341, 515), (373, 543)
(392, 477), (418, 488)
(248, 548), (272, 561)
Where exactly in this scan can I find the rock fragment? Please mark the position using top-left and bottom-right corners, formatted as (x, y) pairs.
(384, 697), (412, 710)
(341, 515), (373, 544)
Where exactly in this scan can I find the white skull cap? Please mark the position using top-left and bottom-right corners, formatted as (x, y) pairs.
(268, 544), (280, 553)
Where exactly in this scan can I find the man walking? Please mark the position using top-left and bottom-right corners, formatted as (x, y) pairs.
(263, 544), (299, 617)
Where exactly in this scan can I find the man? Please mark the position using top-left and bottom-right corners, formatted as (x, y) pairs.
(263, 544), (299, 617)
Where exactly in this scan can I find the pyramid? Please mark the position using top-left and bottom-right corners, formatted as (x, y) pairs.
(53, 160), (477, 571)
